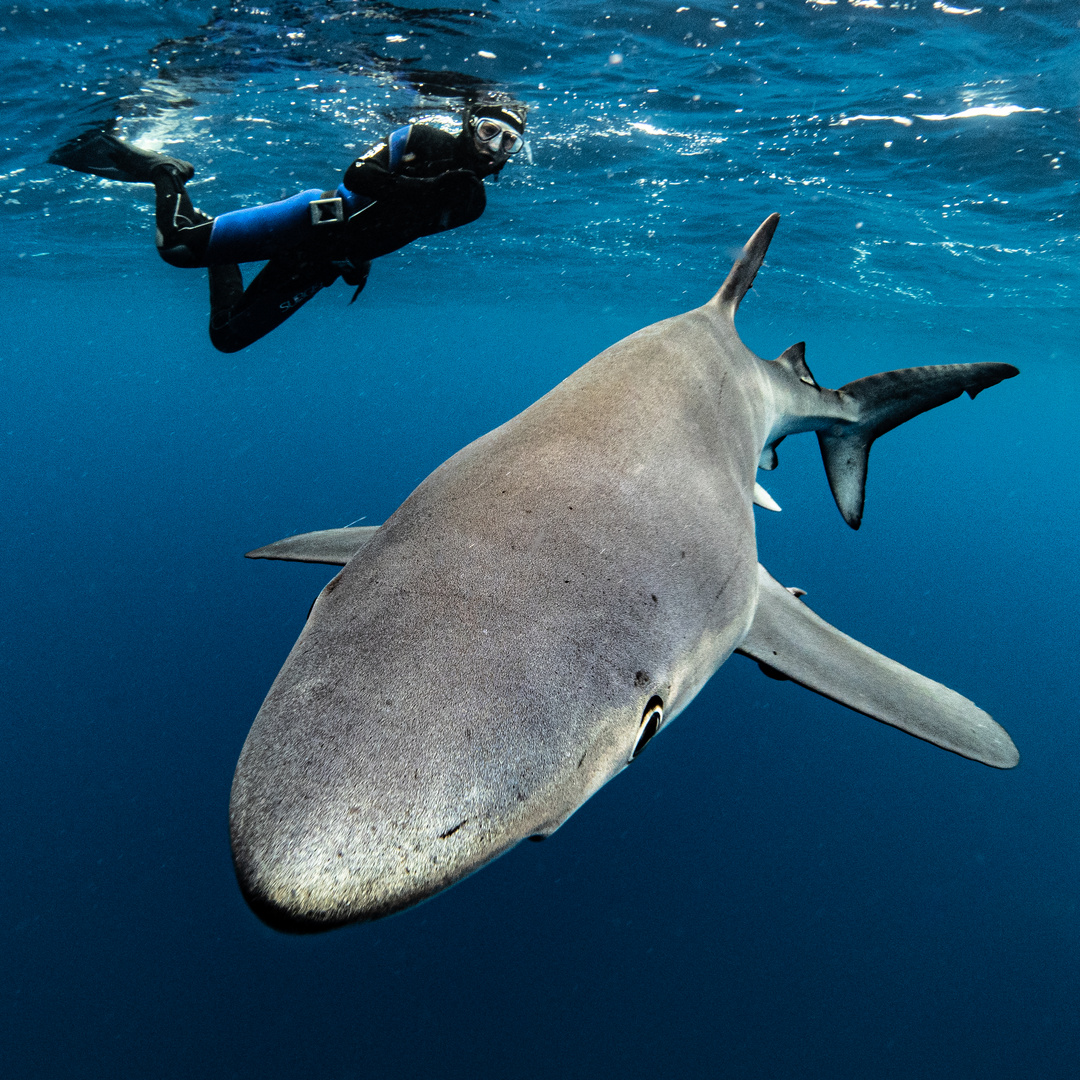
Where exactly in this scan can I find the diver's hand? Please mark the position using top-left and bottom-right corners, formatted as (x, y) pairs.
(346, 164), (482, 205)
(345, 163), (443, 200)
(430, 169), (483, 203)
(426, 170), (486, 227)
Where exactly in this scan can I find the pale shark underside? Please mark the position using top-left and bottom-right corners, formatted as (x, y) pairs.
(231, 214), (1019, 932)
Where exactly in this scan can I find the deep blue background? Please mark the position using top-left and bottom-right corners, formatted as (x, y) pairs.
(5, 264), (1078, 1078)
(2, 1), (1079, 1077)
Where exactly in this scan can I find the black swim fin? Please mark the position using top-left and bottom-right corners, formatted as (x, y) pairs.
(48, 130), (194, 184)
(346, 260), (371, 305)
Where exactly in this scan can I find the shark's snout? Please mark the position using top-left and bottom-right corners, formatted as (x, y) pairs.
(231, 824), (467, 932)
(230, 759), (513, 931)
(229, 666), (650, 930)
(234, 876), (342, 935)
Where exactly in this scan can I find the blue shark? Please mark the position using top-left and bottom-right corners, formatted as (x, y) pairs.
(230, 214), (1018, 932)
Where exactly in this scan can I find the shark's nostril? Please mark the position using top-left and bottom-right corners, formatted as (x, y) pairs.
(632, 696), (664, 759)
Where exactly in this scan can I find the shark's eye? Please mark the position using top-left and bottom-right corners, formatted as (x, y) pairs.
(631, 696), (664, 759)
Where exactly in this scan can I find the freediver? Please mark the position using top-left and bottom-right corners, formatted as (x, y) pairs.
(50, 97), (529, 353)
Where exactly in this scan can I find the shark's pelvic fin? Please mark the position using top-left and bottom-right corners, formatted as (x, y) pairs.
(736, 565), (1019, 769)
(710, 213), (780, 318)
(752, 482), (782, 512)
(819, 362), (1019, 529)
(245, 526), (380, 566)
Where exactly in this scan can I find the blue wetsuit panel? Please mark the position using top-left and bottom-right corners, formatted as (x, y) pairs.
(337, 184), (372, 217)
(207, 187), (324, 263)
(387, 126), (411, 172)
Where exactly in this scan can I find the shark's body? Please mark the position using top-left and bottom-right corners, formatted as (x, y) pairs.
(231, 215), (1018, 932)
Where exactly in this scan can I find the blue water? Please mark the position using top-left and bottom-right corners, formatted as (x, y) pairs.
(2, 1), (1078, 1076)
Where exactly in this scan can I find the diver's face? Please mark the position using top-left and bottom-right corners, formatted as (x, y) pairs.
(470, 117), (523, 167)
(472, 131), (508, 167)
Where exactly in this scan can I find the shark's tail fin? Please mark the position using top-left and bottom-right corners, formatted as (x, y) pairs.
(820, 362), (1018, 529)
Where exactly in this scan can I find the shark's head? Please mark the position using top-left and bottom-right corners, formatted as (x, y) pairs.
(229, 547), (697, 933)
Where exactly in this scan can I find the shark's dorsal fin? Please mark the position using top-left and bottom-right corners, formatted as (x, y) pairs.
(245, 526), (380, 566)
(710, 213), (780, 318)
(737, 565), (1019, 769)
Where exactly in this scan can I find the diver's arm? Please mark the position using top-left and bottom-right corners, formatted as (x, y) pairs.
(343, 125), (465, 196)
(338, 126), (486, 259)
(342, 143), (398, 198)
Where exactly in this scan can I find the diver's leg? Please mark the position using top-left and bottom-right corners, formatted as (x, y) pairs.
(152, 164), (213, 269)
(208, 255), (338, 354)
(48, 131), (212, 266)
(208, 263), (246, 323)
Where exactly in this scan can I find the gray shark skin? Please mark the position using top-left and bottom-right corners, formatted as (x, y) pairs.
(232, 214), (1019, 933)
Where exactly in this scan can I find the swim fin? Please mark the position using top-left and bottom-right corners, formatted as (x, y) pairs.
(48, 130), (194, 184)
(346, 260), (371, 304)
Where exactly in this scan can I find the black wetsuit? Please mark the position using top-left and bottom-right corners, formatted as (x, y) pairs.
(154, 125), (495, 353)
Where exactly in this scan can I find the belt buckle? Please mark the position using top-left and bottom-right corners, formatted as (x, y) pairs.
(309, 196), (344, 227)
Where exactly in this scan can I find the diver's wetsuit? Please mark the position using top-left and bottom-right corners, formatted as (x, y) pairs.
(154, 125), (494, 353)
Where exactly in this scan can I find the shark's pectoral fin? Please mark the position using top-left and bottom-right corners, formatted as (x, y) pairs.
(736, 565), (1019, 769)
(245, 526), (380, 565)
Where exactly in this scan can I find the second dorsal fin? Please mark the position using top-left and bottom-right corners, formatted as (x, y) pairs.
(774, 340), (815, 385)
(709, 213), (780, 318)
